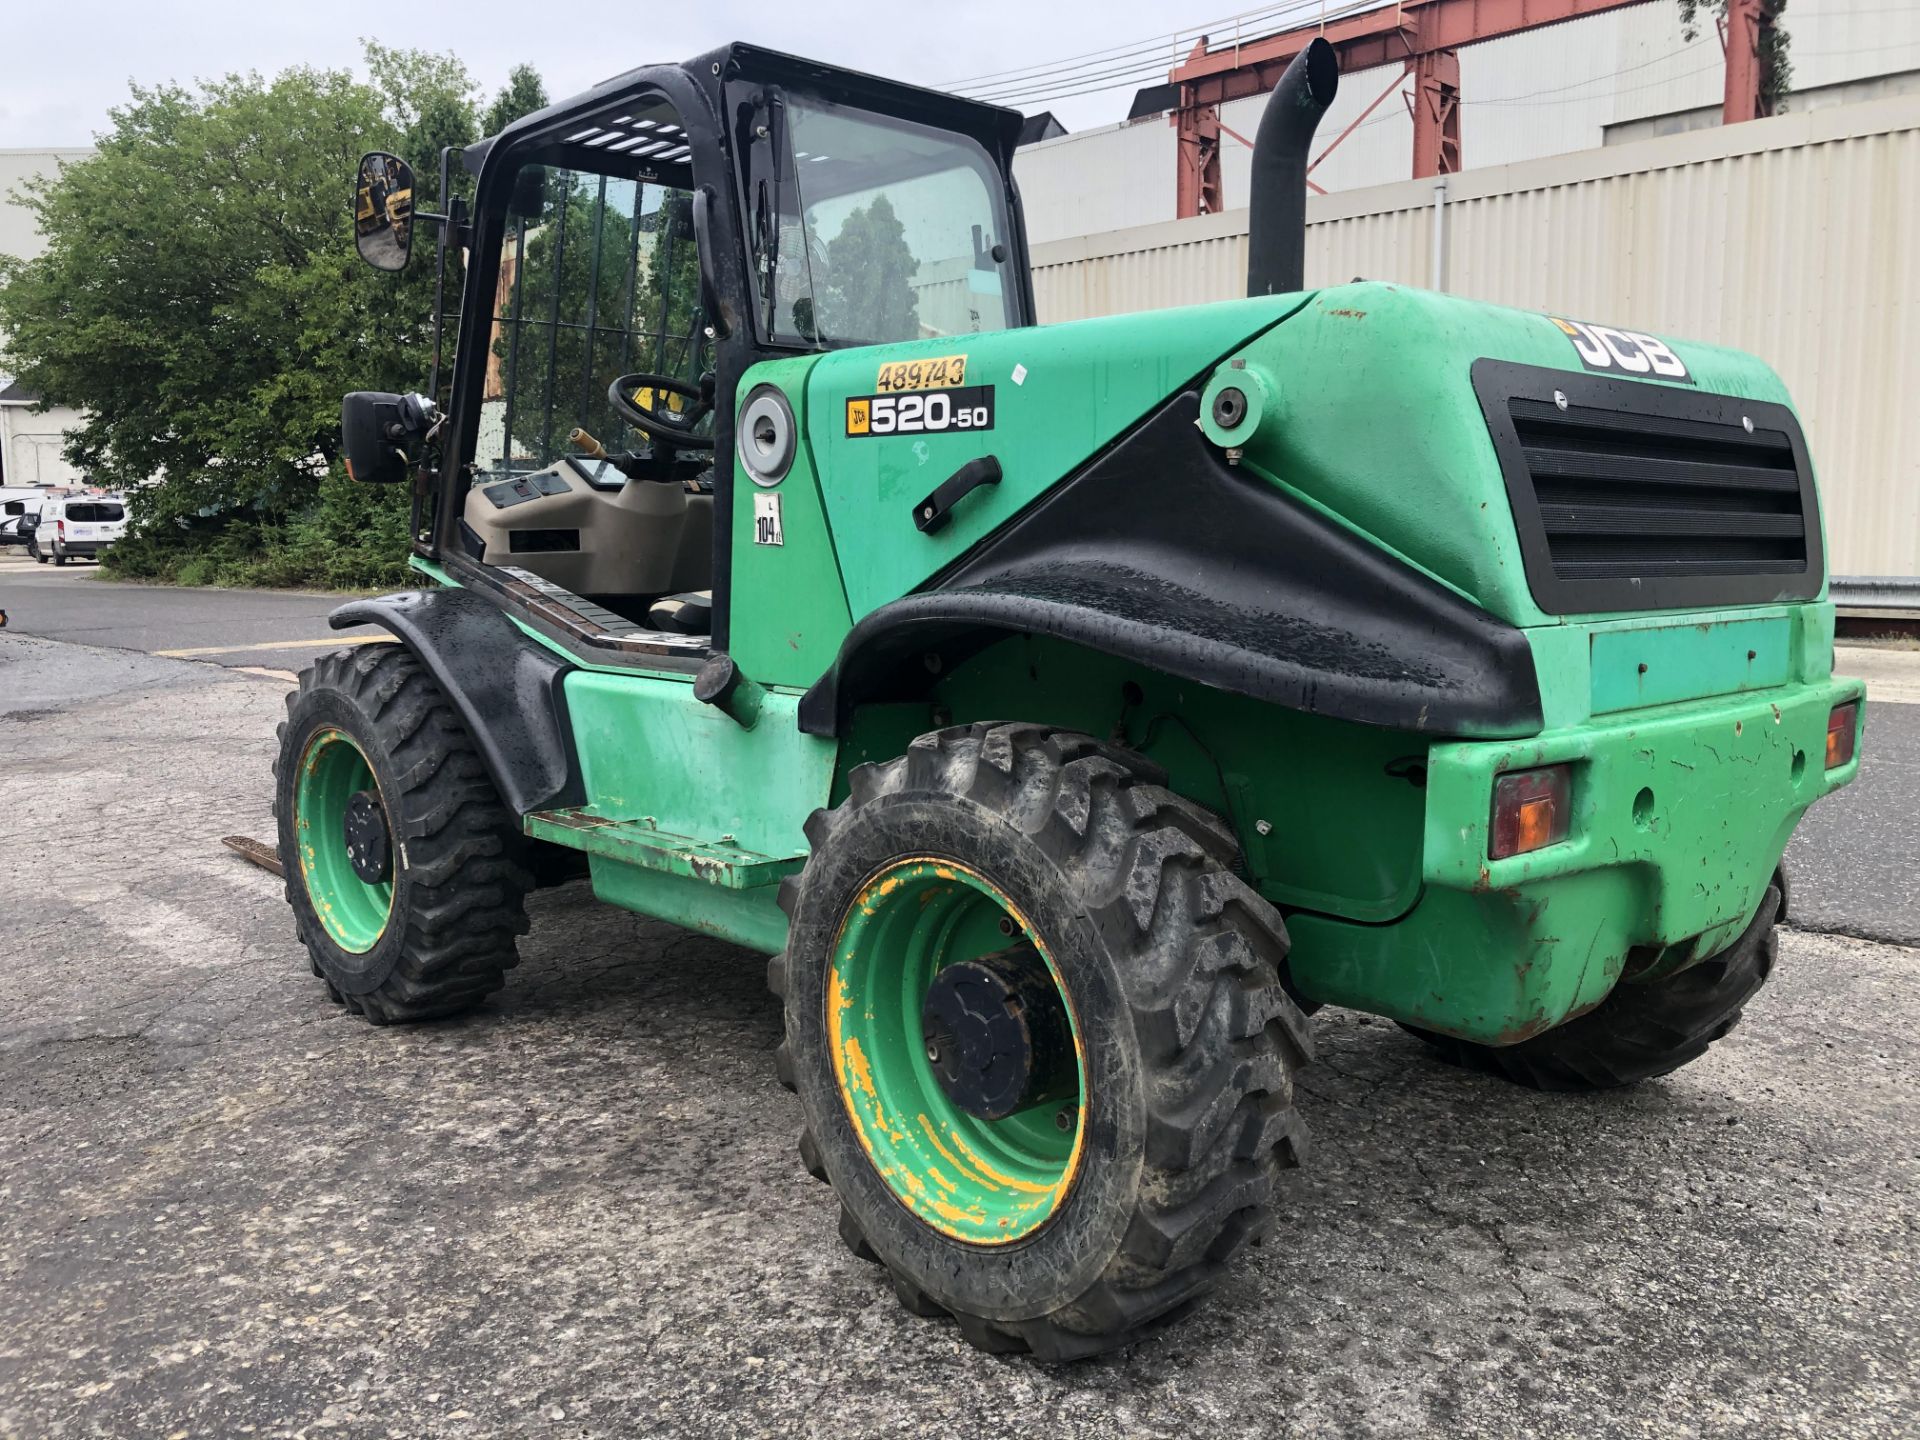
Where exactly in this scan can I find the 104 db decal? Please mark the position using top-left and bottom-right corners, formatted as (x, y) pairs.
(846, 386), (995, 437)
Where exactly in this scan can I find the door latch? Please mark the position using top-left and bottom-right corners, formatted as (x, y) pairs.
(913, 456), (1003, 535)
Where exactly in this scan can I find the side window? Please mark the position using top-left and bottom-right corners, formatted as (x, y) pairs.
(742, 92), (1019, 348)
(3, 501), (23, 516)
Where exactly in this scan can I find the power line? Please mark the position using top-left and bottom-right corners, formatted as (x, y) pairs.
(953, 0), (1387, 108)
(941, 0), (1359, 91)
(1467, 40), (1712, 106)
(994, 26), (1693, 113)
(1465, 59), (1724, 108)
(974, 9), (1920, 120)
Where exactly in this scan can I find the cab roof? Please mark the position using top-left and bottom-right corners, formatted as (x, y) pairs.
(463, 42), (1025, 178)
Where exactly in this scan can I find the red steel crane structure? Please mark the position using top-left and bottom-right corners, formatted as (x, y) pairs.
(1169, 0), (1777, 217)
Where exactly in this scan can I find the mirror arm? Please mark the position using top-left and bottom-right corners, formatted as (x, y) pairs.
(412, 210), (470, 246)
(423, 145), (465, 403)
(426, 188), (465, 405)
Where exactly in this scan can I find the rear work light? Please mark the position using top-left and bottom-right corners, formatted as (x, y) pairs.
(1490, 764), (1572, 861)
(1826, 703), (1859, 771)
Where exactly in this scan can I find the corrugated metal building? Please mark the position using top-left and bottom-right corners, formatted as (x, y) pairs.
(1020, 92), (1920, 581)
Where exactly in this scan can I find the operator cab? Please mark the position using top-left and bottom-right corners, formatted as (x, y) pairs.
(345, 44), (1033, 660)
(452, 100), (721, 639)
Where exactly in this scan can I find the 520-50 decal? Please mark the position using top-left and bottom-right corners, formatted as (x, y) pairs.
(846, 386), (996, 437)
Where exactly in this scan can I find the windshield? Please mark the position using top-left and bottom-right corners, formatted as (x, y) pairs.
(749, 96), (1017, 348)
(473, 166), (707, 479)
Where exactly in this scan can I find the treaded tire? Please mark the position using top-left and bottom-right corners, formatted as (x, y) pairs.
(274, 644), (531, 1023)
(1403, 881), (1782, 1092)
(770, 722), (1313, 1361)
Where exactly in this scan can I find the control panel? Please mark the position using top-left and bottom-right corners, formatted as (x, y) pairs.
(482, 470), (573, 508)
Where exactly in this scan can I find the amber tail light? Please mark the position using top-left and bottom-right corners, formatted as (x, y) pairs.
(1825, 703), (1858, 771)
(1490, 765), (1572, 860)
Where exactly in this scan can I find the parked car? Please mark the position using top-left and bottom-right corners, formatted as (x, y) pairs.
(30, 494), (127, 565)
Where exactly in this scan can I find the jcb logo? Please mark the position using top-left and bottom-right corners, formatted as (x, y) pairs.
(1550, 317), (1693, 384)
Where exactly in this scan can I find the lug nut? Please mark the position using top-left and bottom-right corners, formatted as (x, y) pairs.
(1055, 1104), (1077, 1133)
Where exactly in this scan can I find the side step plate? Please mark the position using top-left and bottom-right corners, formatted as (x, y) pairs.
(524, 806), (803, 891)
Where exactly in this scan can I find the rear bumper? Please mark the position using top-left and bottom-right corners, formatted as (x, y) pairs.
(60, 540), (111, 556)
(1289, 677), (1864, 1044)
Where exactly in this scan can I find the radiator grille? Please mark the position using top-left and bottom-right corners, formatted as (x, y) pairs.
(1511, 397), (1807, 581)
(1475, 360), (1822, 614)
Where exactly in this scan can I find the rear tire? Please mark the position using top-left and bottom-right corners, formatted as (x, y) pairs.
(1403, 882), (1782, 1092)
(772, 722), (1312, 1360)
(274, 644), (531, 1023)
(52, 546), (66, 566)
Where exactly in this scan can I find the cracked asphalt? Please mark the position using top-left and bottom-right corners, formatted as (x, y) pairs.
(1, 630), (1916, 1439)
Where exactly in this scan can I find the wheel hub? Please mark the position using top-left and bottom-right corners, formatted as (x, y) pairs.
(342, 789), (392, 884)
(921, 944), (1076, 1121)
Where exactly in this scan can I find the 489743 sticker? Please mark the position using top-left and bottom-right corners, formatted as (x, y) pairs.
(874, 354), (966, 391)
(846, 386), (995, 437)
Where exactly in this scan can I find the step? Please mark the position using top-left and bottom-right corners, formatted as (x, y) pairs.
(523, 806), (803, 891)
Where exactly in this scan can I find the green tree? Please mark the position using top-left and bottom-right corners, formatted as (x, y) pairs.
(484, 64), (550, 138)
(819, 194), (920, 343)
(0, 49), (543, 588)
(364, 42), (479, 210)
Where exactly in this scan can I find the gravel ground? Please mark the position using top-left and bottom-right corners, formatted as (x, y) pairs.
(1, 632), (1915, 1439)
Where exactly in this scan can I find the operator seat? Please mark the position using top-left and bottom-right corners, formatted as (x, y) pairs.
(647, 590), (711, 634)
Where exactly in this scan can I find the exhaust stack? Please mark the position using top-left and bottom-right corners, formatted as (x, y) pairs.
(1246, 37), (1340, 297)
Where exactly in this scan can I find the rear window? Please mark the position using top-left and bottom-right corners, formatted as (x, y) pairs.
(65, 503), (124, 522)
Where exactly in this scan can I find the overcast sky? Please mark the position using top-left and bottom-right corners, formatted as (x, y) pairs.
(0, 0), (1288, 147)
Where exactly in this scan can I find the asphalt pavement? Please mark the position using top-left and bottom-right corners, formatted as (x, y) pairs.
(0, 549), (371, 675)
(0, 598), (1916, 1437)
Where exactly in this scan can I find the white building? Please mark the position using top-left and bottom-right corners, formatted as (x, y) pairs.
(1012, 0), (1920, 243)
(0, 147), (94, 490)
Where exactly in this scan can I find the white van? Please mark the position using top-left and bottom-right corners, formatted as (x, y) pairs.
(0, 489), (42, 547)
(30, 494), (128, 565)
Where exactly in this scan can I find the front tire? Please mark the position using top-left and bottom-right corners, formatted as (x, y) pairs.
(1404, 881), (1782, 1091)
(274, 644), (531, 1023)
(772, 723), (1312, 1360)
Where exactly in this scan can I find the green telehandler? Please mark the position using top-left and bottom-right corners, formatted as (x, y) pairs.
(285, 39), (1864, 1359)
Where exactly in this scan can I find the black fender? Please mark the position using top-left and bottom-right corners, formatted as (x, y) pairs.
(799, 389), (1543, 740)
(329, 587), (583, 816)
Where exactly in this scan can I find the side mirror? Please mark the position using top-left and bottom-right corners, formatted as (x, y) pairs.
(354, 151), (415, 271)
(341, 392), (412, 484)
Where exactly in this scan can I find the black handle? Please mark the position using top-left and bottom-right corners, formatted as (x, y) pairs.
(691, 186), (731, 340)
(913, 456), (1003, 535)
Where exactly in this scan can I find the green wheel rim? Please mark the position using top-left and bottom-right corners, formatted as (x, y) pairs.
(829, 858), (1086, 1246)
(294, 727), (394, 954)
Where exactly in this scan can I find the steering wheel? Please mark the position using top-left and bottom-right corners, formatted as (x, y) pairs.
(607, 372), (715, 452)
